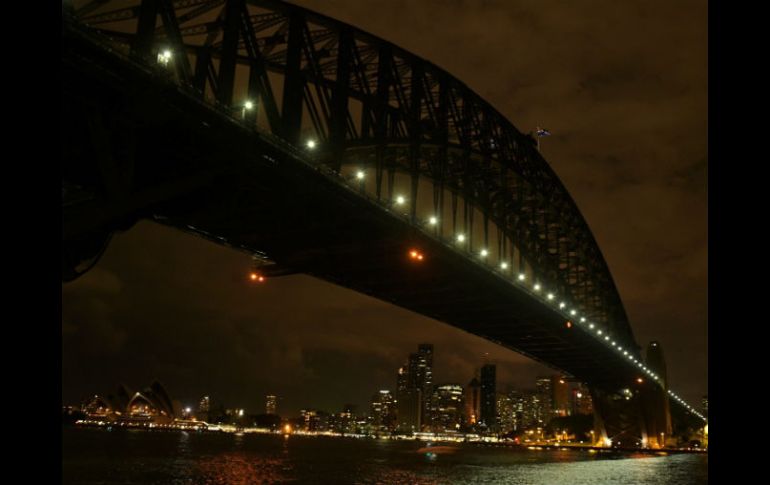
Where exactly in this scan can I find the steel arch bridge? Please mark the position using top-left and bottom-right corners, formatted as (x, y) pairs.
(62, 0), (706, 445)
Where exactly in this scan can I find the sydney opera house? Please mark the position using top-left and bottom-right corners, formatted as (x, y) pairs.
(81, 381), (185, 425)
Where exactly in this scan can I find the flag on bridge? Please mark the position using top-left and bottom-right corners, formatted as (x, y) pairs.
(536, 127), (551, 137)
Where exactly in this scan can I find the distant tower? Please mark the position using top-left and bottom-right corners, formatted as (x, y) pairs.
(266, 395), (277, 415)
(535, 377), (553, 425)
(552, 376), (569, 417)
(196, 395), (210, 422)
(645, 341), (673, 445)
(396, 362), (420, 433)
(417, 344), (434, 429)
(480, 364), (496, 429)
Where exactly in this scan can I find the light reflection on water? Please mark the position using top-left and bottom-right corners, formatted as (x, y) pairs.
(63, 427), (707, 485)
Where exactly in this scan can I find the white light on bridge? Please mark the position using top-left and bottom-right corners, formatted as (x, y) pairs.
(456, 234), (465, 243)
(306, 139), (317, 149)
(597, 330), (602, 335)
(480, 249), (488, 257)
(589, 323), (595, 329)
(518, 273), (526, 281)
(396, 195), (406, 205)
(500, 262), (508, 269)
(158, 49), (172, 65)
(356, 170), (365, 180)
(429, 216), (438, 225)
(559, 302), (566, 309)
(604, 336), (610, 341)
(580, 317), (586, 322)
(244, 100), (255, 110)
(533, 284), (541, 291)
(547, 293), (554, 300)
(570, 310), (576, 316)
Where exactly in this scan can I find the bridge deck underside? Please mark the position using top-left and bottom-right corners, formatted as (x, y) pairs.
(62, 24), (644, 393)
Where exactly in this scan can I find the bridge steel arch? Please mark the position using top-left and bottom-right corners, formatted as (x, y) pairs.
(64, 0), (707, 444)
(69, 0), (634, 348)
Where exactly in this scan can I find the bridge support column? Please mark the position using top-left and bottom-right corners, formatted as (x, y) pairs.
(589, 382), (672, 449)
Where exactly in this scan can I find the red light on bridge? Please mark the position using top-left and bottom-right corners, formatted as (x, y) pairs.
(249, 272), (266, 283)
(566, 321), (572, 328)
(637, 377), (644, 384)
(408, 249), (425, 261)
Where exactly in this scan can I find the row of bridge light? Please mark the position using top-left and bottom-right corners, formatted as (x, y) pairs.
(153, 58), (707, 423)
(346, 165), (708, 422)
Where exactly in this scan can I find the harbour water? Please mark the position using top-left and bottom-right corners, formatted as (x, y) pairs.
(62, 427), (707, 484)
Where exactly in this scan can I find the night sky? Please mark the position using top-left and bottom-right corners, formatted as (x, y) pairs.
(62, 0), (707, 416)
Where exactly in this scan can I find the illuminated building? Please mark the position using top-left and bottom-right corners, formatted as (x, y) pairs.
(416, 344), (434, 430)
(429, 384), (464, 432)
(480, 364), (496, 429)
(535, 377), (553, 425)
(496, 393), (515, 433)
(370, 390), (396, 431)
(395, 344), (433, 433)
(82, 381), (180, 424)
(570, 383), (593, 415)
(552, 376), (569, 417)
(197, 395), (210, 422)
(330, 404), (356, 434)
(266, 395), (277, 415)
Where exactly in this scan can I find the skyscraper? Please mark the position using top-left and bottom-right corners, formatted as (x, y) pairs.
(417, 344), (434, 430)
(430, 384), (464, 432)
(370, 390), (396, 431)
(396, 363), (421, 433)
(496, 392), (515, 434)
(480, 364), (496, 429)
(552, 376), (569, 417)
(266, 395), (277, 415)
(196, 395), (210, 422)
(535, 377), (553, 425)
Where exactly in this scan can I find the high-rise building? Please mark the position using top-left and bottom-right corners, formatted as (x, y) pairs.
(196, 395), (210, 422)
(396, 363), (420, 433)
(552, 376), (569, 417)
(570, 384), (593, 415)
(395, 344), (434, 432)
(266, 395), (277, 415)
(329, 405), (356, 434)
(535, 377), (553, 425)
(464, 377), (481, 425)
(370, 390), (396, 431)
(429, 384), (464, 432)
(480, 364), (496, 429)
(416, 344), (434, 430)
(497, 392), (515, 434)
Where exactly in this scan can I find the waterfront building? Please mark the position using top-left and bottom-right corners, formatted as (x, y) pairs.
(266, 395), (277, 415)
(429, 384), (464, 432)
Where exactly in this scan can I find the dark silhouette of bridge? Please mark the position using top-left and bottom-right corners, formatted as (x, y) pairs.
(61, 0), (705, 447)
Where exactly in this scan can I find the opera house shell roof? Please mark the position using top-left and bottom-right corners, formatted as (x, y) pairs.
(83, 381), (182, 424)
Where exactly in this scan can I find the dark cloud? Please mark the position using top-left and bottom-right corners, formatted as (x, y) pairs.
(62, 0), (706, 412)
